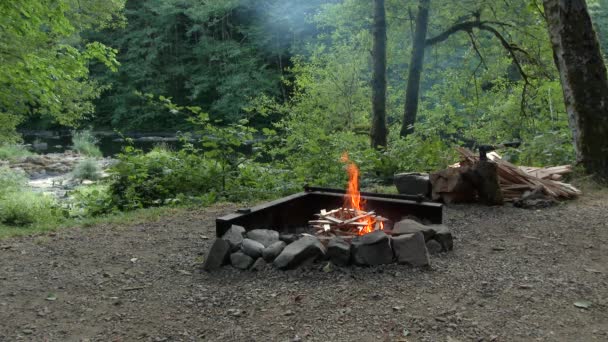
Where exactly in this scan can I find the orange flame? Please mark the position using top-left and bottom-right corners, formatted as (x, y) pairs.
(341, 152), (381, 235)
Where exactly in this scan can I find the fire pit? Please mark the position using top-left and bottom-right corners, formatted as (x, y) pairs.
(206, 155), (451, 271)
(216, 187), (442, 237)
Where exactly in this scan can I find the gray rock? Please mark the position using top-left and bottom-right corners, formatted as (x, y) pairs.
(433, 225), (454, 252)
(230, 252), (254, 270)
(274, 235), (326, 270)
(202, 239), (230, 271)
(262, 241), (286, 262)
(246, 229), (280, 247)
(394, 172), (430, 197)
(327, 237), (351, 266)
(279, 234), (299, 244)
(32, 142), (48, 151)
(392, 232), (430, 267)
(392, 219), (436, 240)
(250, 258), (267, 271)
(426, 239), (443, 255)
(221, 225), (246, 251)
(351, 231), (393, 266)
(241, 238), (265, 259)
(516, 198), (557, 209)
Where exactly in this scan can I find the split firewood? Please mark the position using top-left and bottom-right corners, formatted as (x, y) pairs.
(341, 211), (376, 225)
(450, 147), (580, 201)
(309, 207), (387, 236)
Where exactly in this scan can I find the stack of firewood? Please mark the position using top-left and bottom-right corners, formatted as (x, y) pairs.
(309, 208), (387, 236)
(454, 147), (581, 200)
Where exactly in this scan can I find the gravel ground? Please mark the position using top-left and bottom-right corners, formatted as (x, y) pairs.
(0, 193), (607, 342)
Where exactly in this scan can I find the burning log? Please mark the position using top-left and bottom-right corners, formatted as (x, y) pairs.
(309, 153), (390, 237)
(309, 207), (387, 237)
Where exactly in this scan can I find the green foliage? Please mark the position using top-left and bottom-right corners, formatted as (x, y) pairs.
(0, 0), (124, 138)
(0, 167), (63, 226)
(68, 185), (116, 217)
(0, 115), (22, 144)
(72, 159), (102, 181)
(109, 146), (223, 209)
(0, 168), (28, 195)
(88, 0), (312, 130)
(71, 131), (103, 157)
(0, 191), (62, 226)
(517, 129), (575, 166)
(0, 145), (33, 161)
(2, 0), (586, 219)
(227, 162), (299, 202)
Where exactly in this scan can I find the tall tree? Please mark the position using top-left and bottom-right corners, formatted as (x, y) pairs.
(399, 1), (533, 139)
(0, 0), (123, 142)
(400, 0), (430, 138)
(543, 0), (608, 179)
(370, 0), (388, 148)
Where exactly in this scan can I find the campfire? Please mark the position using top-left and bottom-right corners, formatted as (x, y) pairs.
(209, 157), (449, 271)
(309, 153), (389, 237)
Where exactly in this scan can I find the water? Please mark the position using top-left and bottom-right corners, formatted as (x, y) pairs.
(21, 131), (183, 157)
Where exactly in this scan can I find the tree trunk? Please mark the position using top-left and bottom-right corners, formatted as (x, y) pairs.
(400, 0), (430, 138)
(370, 0), (388, 148)
(543, 0), (608, 180)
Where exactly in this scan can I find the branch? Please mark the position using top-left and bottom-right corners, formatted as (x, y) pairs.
(425, 19), (531, 85)
(478, 23), (530, 85)
(425, 20), (484, 46)
(467, 31), (487, 70)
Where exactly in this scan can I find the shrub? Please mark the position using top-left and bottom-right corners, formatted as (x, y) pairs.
(109, 147), (223, 209)
(0, 167), (27, 196)
(72, 130), (102, 157)
(227, 162), (299, 202)
(517, 130), (575, 167)
(0, 192), (62, 226)
(68, 184), (115, 217)
(0, 144), (32, 161)
(385, 132), (456, 174)
(72, 159), (102, 181)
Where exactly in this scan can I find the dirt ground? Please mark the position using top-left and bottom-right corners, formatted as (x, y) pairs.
(1, 192), (607, 342)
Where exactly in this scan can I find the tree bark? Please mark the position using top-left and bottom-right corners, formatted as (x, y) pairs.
(370, 0), (388, 148)
(400, 0), (430, 138)
(543, 0), (608, 180)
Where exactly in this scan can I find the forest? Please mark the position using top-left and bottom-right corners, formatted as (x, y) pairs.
(1, 0), (608, 225)
(2, 1), (608, 341)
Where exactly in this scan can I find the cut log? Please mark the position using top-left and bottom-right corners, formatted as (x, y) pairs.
(430, 167), (476, 203)
(454, 147), (580, 201)
(470, 160), (504, 205)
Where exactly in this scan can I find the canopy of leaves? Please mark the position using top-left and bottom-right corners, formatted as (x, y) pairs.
(0, 0), (124, 142)
(10, 0), (608, 169)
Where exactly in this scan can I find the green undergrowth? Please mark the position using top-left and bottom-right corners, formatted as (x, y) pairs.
(71, 130), (103, 157)
(0, 144), (32, 161)
(0, 206), (188, 240)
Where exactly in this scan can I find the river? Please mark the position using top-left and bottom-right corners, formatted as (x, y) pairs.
(20, 131), (183, 157)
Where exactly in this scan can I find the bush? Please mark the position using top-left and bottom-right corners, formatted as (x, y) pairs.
(0, 167), (27, 196)
(517, 130), (575, 166)
(0, 192), (62, 226)
(68, 184), (116, 217)
(109, 147), (223, 209)
(72, 130), (102, 157)
(0, 144), (32, 161)
(227, 163), (299, 202)
(72, 159), (102, 181)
